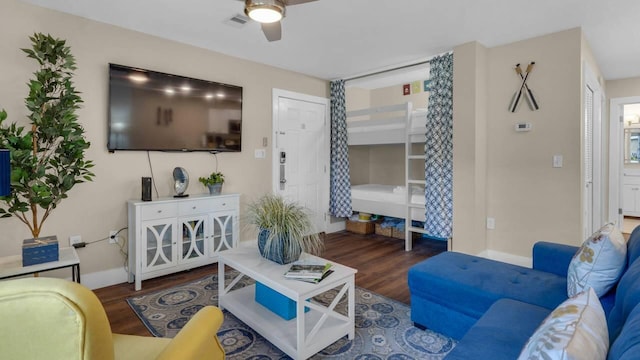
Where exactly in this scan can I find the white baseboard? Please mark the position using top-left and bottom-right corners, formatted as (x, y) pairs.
(78, 267), (129, 290)
(477, 250), (532, 268)
(326, 219), (346, 234)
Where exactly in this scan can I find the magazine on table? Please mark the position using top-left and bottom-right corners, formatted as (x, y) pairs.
(284, 260), (332, 280)
(295, 269), (335, 284)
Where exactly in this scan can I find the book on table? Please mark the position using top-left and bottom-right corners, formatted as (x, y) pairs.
(284, 260), (332, 280)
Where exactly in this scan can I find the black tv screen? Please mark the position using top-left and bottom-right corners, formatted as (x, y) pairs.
(108, 64), (242, 152)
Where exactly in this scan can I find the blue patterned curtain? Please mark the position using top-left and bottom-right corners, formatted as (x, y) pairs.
(424, 53), (454, 240)
(329, 80), (352, 217)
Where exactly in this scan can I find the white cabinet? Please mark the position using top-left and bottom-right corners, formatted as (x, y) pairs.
(623, 173), (640, 217)
(128, 194), (239, 290)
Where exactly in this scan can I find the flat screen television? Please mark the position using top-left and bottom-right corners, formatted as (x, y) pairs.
(108, 64), (242, 152)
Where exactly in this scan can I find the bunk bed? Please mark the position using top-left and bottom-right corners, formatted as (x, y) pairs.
(347, 104), (427, 145)
(351, 184), (425, 221)
(346, 102), (429, 250)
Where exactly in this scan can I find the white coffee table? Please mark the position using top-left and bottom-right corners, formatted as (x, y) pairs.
(218, 244), (357, 360)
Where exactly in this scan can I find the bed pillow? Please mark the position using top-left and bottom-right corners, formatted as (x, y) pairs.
(517, 288), (608, 360)
(567, 222), (626, 297)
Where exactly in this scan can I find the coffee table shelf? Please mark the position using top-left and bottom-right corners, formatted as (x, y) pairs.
(218, 244), (357, 360)
(221, 284), (352, 357)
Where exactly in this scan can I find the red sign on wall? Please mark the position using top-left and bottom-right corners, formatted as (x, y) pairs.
(403, 84), (410, 96)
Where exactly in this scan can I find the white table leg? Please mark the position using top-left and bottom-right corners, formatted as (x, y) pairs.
(296, 294), (305, 359)
(348, 276), (355, 340)
(218, 260), (226, 310)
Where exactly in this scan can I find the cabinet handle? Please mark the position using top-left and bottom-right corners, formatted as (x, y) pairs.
(222, 203), (226, 206)
(192, 206), (196, 210)
(157, 210), (162, 213)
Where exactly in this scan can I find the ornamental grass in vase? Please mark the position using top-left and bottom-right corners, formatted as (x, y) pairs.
(246, 194), (323, 265)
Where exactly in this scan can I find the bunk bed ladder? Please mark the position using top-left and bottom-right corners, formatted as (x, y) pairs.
(405, 102), (428, 251)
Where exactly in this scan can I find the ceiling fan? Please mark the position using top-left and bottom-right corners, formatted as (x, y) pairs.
(241, 0), (318, 42)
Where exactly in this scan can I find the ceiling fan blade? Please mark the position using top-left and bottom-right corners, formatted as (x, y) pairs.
(285, 0), (318, 5)
(261, 22), (282, 41)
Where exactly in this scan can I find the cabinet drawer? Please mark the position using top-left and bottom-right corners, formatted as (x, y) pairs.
(178, 197), (236, 216)
(141, 203), (178, 220)
(624, 175), (640, 185)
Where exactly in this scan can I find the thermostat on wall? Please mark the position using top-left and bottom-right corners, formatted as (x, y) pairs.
(515, 123), (532, 132)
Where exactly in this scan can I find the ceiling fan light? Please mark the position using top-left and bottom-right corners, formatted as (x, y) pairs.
(245, 0), (285, 23)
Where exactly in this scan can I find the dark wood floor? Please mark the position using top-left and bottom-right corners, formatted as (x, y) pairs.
(94, 231), (447, 336)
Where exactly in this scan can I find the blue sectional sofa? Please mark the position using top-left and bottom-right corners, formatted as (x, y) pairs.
(408, 227), (640, 359)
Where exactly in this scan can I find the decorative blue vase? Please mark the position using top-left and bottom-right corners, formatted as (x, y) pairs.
(257, 229), (301, 265)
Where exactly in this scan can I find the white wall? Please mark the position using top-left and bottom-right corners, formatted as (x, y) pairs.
(453, 28), (593, 258)
(0, 0), (328, 288)
(452, 41), (489, 255)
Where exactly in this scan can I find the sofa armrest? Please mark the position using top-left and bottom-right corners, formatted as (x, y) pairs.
(157, 306), (225, 360)
(532, 242), (579, 277)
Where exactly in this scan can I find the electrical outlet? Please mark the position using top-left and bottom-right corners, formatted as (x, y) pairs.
(109, 230), (118, 244)
(69, 235), (82, 246)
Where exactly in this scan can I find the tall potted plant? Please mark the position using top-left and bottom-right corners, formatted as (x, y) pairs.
(246, 194), (323, 264)
(0, 33), (94, 242)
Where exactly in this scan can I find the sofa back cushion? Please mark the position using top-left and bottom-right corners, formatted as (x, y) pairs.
(607, 257), (640, 343)
(627, 225), (640, 266)
(567, 223), (627, 297)
(608, 303), (640, 360)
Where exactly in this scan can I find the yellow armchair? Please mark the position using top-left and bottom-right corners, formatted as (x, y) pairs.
(0, 277), (225, 360)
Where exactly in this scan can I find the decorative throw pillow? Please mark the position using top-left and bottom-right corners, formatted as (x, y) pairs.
(567, 222), (626, 297)
(518, 288), (608, 360)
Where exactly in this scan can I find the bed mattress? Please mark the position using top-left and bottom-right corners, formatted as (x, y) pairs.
(351, 184), (424, 205)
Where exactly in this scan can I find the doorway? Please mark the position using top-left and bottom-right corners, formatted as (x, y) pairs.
(271, 89), (330, 233)
(610, 98), (640, 233)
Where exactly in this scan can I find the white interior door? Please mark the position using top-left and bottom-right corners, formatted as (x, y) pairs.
(272, 89), (330, 233)
(584, 64), (603, 237)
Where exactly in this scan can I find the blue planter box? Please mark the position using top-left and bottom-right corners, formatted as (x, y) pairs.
(255, 282), (309, 320)
(22, 235), (59, 266)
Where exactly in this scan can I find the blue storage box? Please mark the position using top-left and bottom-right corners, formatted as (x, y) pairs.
(22, 235), (59, 266)
(255, 282), (309, 320)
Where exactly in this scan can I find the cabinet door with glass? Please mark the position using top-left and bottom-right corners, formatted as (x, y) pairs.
(141, 218), (177, 273)
(179, 215), (209, 264)
(210, 211), (237, 255)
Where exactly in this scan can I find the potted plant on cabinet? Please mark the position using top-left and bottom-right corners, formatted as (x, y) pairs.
(246, 193), (323, 264)
(198, 172), (224, 195)
(0, 33), (94, 264)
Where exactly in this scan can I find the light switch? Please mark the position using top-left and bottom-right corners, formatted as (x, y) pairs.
(553, 155), (563, 168)
(254, 149), (266, 159)
(486, 217), (495, 230)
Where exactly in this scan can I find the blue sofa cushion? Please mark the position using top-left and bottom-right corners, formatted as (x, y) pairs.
(444, 298), (550, 360)
(608, 303), (640, 360)
(409, 252), (568, 320)
(608, 258), (640, 343)
(627, 226), (640, 266)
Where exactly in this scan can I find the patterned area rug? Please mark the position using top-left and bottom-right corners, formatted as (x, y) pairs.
(126, 271), (455, 359)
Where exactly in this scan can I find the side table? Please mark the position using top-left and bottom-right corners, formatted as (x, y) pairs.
(0, 247), (80, 283)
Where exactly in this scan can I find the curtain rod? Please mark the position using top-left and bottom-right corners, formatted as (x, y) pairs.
(342, 50), (452, 82)
(344, 60), (430, 82)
